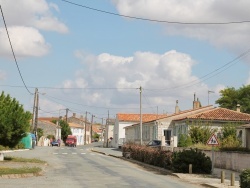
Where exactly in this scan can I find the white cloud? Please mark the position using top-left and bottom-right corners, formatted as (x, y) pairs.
(0, 26), (50, 57)
(0, 70), (6, 80)
(0, 0), (68, 57)
(113, 0), (250, 54)
(59, 50), (209, 111)
(0, 0), (68, 33)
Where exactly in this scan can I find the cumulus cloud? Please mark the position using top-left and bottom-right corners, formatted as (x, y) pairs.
(0, 0), (68, 57)
(113, 0), (250, 55)
(0, 27), (50, 57)
(59, 50), (211, 112)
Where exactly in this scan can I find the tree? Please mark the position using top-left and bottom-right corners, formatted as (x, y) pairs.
(178, 134), (192, 147)
(37, 128), (43, 141)
(52, 120), (71, 143)
(189, 125), (215, 144)
(0, 92), (31, 148)
(216, 85), (250, 113)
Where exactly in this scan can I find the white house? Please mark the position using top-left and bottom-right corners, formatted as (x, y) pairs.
(111, 113), (167, 148)
(68, 122), (84, 145)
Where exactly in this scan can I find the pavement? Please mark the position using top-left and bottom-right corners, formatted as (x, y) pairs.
(90, 146), (240, 188)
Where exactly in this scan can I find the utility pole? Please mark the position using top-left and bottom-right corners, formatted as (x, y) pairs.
(84, 111), (88, 145)
(32, 88), (38, 131)
(90, 114), (94, 142)
(65, 108), (69, 122)
(140, 86), (142, 145)
(32, 88), (39, 146)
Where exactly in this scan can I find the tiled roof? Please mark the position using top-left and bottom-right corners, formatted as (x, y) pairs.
(38, 117), (59, 122)
(92, 126), (102, 133)
(117, 114), (167, 122)
(175, 108), (250, 121)
(68, 122), (84, 128)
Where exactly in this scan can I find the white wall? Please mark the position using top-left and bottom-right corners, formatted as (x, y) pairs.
(70, 127), (84, 145)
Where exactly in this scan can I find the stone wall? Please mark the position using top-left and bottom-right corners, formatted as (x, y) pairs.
(174, 147), (250, 172)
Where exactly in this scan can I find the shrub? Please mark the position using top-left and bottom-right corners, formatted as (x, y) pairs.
(122, 143), (172, 169)
(178, 134), (192, 147)
(240, 169), (250, 188)
(172, 148), (211, 174)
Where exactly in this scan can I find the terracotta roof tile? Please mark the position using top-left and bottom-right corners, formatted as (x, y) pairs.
(117, 114), (167, 122)
(177, 108), (250, 121)
(68, 122), (84, 128)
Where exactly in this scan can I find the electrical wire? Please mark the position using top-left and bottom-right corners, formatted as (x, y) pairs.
(60, 0), (250, 25)
(144, 48), (250, 92)
(0, 5), (32, 95)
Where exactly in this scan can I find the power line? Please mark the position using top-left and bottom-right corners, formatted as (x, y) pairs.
(0, 5), (32, 94)
(144, 48), (250, 92)
(61, 0), (250, 25)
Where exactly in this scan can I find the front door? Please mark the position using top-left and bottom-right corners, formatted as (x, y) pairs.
(164, 129), (171, 146)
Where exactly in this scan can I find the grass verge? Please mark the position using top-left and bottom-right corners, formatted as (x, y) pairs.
(4, 156), (46, 163)
(0, 167), (41, 175)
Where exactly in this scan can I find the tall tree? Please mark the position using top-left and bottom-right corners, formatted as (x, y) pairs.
(216, 85), (250, 113)
(0, 92), (31, 147)
(52, 119), (72, 143)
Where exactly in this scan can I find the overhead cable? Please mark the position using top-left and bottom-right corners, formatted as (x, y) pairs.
(61, 0), (250, 25)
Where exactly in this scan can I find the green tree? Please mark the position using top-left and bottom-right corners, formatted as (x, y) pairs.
(178, 134), (192, 147)
(189, 125), (215, 144)
(93, 133), (100, 141)
(216, 85), (250, 113)
(51, 120), (71, 143)
(37, 128), (43, 141)
(0, 92), (31, 148)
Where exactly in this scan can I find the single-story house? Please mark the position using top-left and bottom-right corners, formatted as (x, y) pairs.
(237, 124), (250, 149)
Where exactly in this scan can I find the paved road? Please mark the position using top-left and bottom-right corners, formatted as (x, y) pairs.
(1, 144), (202, 188)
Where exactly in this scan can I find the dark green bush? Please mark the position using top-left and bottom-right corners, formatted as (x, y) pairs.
(122, 144), (172, 169)
(172, 148), (211, 174)
(240, 169), (250, 188)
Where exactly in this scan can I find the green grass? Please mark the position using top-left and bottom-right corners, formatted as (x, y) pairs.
(0, 167), (41, 175)
(4, 156), (46, 163)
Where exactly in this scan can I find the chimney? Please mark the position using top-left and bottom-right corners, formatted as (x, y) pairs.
(236, 104), (241, 112)
(193, 93), (196, 109)
(175, 100), (180, 114)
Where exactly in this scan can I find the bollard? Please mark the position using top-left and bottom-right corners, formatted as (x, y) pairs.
(0, 152), (4, 161)
(231, 173), (235, 186)
(189, 164), (192, 174)
(221, 171), (225, 183)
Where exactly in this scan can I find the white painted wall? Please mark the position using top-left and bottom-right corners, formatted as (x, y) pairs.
(70, 127), (84, 145)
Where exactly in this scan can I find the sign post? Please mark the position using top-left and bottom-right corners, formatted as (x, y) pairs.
(207, 133), (219, 174)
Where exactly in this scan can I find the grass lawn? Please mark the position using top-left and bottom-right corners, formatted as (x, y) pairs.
(0, 156), (46, 176)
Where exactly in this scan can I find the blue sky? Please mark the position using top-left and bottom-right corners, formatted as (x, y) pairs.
(1, 0), (250, 123)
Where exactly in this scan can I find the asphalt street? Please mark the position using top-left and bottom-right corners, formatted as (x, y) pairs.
(0, 143), (202, 188)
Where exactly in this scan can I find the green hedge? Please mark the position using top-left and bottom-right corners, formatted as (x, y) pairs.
(240, 169), (250, 188)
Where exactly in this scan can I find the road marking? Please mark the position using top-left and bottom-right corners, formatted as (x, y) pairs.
(62, 153), (68, 155)
(53, 153), (58, 155)
(81, 153), (86, 155)
(72, 153), (77, 155)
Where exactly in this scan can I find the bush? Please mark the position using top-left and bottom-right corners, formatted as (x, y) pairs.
(240, 169), (250, 188)
(178, 134), (192, 147)
(172, 148), (211, 174)
(122, 143), (172, 169)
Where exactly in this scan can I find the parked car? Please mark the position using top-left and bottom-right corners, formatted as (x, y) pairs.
(51, 141), (59, 147)
(146, 139), (169, 147)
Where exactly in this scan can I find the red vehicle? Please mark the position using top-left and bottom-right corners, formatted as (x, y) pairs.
(65, 135), (77, 147)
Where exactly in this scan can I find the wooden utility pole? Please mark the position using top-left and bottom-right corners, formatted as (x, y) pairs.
(84, 111), (88, 145)
(65, 108), (69, 122)
(90, 114), (94, 142)
(140, 86), (142, 145)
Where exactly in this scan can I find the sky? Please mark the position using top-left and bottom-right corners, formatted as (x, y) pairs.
(1, 0), (250, 123)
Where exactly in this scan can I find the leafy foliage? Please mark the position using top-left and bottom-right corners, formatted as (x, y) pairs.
(0, 92), (31, 148)
(52, 120), (71, 143)
(240, 169), (250, 188)
(220, 124), (241, 148)
(178, 134), (192, 147)
(216, 85), (250, 113)
(122, 143), (172, 169)
(37, 128), (43, 141)
(189, 125), (215, 144)
(172, 148), (212, 174)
